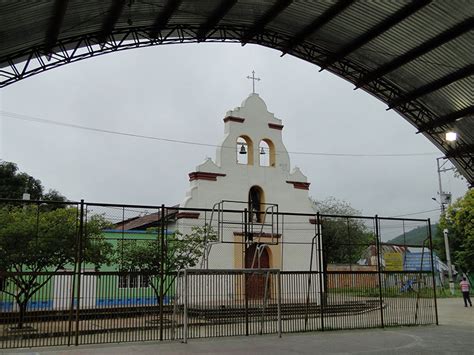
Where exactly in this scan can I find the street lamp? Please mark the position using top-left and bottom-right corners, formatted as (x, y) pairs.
(435, 157), (455, 295)
(445, 131), (457, 142)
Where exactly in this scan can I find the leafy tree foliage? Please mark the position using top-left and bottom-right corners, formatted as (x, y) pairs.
(115, 225), (217, 300)
(0, 206), (112, 328)
(0, 161), (67, 202)
(434, 189), (474, 273)
(312, 197), (375, 265)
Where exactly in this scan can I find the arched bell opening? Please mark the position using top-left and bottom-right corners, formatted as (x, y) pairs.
(259, 139), (275, 167)
(236, 135), (254, 165)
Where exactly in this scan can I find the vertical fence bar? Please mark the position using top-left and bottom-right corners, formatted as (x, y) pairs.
(414, 238), (428, 325)
(244, 209), (249, 336)
(183, 269), (188, 343)
(374, 215), (384, 328)
(260, 271), (270, 335)
(277, 270), (282, 338)
(74, 199), (85, 346)
(427, 218), (439, 325)
(171, 271), (177, 341)
(67, 205), (79, 346)
(317, 213), (325, 331)
(305, 232), (317, 330)
(159, 204), (165, 341)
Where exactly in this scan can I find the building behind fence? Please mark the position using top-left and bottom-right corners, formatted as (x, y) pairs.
(0, 199), (438, 349)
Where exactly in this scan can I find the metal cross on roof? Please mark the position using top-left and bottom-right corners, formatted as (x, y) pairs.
(247, 70), (261, 93)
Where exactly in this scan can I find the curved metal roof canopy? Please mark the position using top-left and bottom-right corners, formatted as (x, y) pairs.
(1, 0), (473, 184)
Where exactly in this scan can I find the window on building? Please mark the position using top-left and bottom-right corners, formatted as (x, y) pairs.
(118, 274), (150, 288)
(129, 274), (138, 288)
(118, 274), (128, 288)
(140, 275), (150, 288)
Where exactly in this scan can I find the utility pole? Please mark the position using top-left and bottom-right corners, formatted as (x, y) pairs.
(436, 157), (455, 295)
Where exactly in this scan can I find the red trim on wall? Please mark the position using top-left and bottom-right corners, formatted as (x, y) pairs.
(189, 171), (226, 181)
(286, 180), (311, 190)
(223, 116), (245, 123)
(176, 212), (200, 219)
(268, 123), (284, 130)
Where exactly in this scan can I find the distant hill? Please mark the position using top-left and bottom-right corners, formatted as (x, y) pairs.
(388, 224), (439, 245)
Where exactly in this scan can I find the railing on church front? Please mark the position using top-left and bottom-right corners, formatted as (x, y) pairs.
(0, 199), (437, 349)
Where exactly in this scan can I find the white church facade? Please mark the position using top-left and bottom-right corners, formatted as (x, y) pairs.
(177, 93), (318, 272)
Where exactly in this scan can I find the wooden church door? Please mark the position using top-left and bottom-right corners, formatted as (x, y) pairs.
(245, 244), (270, 299)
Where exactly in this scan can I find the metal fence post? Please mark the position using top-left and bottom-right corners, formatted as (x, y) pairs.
(277, 270), (282, 338)
(67, 204), (79, 346)
(74, 199), (85, 346)
(427, 218), (439, 325)
(183, 269), (188, 343)
(375, 215), (385, 328)
(260, 271), (270, 335)
(317, 212), (325, 331)
(159, 204), (165, 341)
(244, 208), (249, 336)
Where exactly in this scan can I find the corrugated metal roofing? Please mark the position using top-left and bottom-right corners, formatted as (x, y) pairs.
(0, 0), (472, 184)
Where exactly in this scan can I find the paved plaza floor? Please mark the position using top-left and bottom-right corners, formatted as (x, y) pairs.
(2, 298), (473, 355)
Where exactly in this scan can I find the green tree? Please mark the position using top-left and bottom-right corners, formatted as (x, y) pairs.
(0, 161), (67, 203)
(115, 225), (217, 303)
(312, 197), (375, 265)
(0, 161), (43, 200)
(0, 206), (112, 329)
(434, 189), (474, 273)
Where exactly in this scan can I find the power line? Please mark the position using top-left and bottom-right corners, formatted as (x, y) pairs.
(389, 208), (440, 218)
(1, 110), (439, 158)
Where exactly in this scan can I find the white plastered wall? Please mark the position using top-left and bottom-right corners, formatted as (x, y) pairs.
(178, 94), (319, 273)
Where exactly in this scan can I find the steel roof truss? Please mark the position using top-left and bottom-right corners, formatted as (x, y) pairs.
(388, 65), (474, 109)
(356, 17), (474, 88)
(98, 0), (127, 44)
(417, 106), (474, 133)
(196, 0), (238, 41)
(281, 0), (354, 56)
(149, 0), (183, 39)
(445, 144), (474, 158)
(44, 0), (70, 57)
(320, 0), (431, 70)
(241, 0), (293, 45)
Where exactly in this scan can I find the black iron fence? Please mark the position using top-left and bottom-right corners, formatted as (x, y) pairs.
(0, 199), (438, 349)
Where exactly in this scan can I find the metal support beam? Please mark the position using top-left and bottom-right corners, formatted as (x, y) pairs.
(44, 0), (70, 56)
(0, 24), (472, 185)
(388, 65), (474, 109)
(417, 106), (474, 133)
(320, 0), (430, 70)
(281, 0), (353, 56)
(444, 144), (474, 158)
(97, 0), (127, 43)
(196, 0), (238, 41)
(356, 17), (474, 88)
(149, 0), (182, 38)
(241, 0), (293, 45)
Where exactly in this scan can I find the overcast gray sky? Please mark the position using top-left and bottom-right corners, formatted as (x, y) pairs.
(0, 43), (468, 223)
